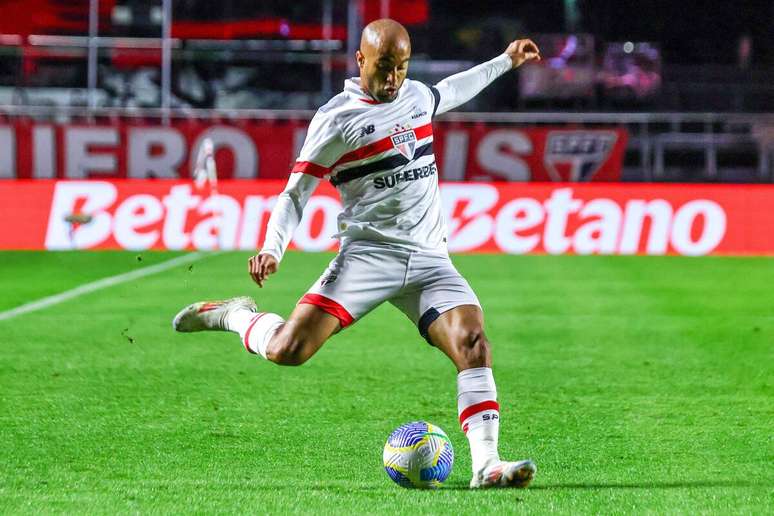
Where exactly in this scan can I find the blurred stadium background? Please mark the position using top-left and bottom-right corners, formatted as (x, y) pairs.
(0, 0), (773, 183)
(1, 1), (773, 513)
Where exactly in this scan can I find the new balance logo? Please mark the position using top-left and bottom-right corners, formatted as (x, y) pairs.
(359, 124), (375, 137)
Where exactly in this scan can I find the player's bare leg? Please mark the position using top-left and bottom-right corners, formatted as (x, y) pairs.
(173, 252), (342, 365)
(427, 305), (491, 372)
(173, 299), (339, 366)
(428, 304), (537, 489)
(264, 304), (340, 365)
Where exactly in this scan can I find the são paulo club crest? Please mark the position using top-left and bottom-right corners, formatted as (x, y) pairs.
(390, 125), (417, 160)
(544, 130), (618, 181)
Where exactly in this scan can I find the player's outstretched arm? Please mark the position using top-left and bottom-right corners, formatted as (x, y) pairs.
(432, 38), (541, 116)
(249, 172), (320, 287)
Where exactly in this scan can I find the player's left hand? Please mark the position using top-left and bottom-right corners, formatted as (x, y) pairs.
(505, 39), (541, 68)
(248, 253), (278, 287)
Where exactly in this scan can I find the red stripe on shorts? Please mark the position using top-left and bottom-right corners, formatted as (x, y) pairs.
(242, 313), (266, 354)
(458, 400), (500, 425)
(298, 293), (354, 328)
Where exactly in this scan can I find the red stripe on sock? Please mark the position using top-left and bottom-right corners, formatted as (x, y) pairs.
(458, 400), (500, 426)
(298, 293), (354, 328)
(242, 313), (266, 354)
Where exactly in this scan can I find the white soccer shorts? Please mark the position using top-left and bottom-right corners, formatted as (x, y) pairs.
(298, 241), (481, 343)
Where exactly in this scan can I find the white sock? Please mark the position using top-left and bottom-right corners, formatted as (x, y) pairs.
(457, 367), (500, 474)
(226, 309), (284, 359)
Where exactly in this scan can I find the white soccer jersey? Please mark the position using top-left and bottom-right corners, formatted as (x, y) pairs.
(260, 53), (513, 262)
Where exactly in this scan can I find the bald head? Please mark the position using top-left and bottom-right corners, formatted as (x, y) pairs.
(356, 19), (411, 102)
(360, 18), (411, 55)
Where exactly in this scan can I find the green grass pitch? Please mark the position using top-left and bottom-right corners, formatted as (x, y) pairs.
(1, 250), (772, 514)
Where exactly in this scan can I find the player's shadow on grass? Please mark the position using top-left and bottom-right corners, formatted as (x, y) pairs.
(531, 480), (763, 490)
(443, 480), (762, 491)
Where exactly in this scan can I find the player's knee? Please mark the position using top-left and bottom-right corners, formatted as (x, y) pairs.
(454, 326), (490, 366)
(266, 335), (311, 366)
(455, 325), (486, 349)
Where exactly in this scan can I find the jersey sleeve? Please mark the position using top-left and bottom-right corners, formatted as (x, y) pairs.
(259, 172), (321, 262)
(431, 54), (513, 116)
(290, 109), (347, 177)
(260, 108), (343, 261)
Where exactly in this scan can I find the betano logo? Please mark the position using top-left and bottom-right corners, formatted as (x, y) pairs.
(441, 185), (726, 256)
(42, 182), (728, 256)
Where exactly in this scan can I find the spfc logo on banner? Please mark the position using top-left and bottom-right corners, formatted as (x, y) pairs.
(391, 129), (417, 160)
(544, 131), (617, 181)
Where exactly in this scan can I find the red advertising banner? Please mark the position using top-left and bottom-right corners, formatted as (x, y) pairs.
(1, 180), (772, 256)
(0, 118), (626, 182)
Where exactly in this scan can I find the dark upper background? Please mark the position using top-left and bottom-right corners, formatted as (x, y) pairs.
(425, 0), (773, 65)
(0, 0), (771, 111)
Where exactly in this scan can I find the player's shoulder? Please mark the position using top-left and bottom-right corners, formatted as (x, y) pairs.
(317, 90), (351, 115)
(311, 92), (350, 125)
(401, 78), (436, 109)
(403, 78), (435, 97)
(315, 85), (389, 127)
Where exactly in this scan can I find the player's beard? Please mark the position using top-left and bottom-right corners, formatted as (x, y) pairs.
(365, 76), (399, 103)
(374, 85), (399, 103)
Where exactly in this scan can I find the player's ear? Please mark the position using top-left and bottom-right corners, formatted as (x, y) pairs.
(356, 50), (365, 69)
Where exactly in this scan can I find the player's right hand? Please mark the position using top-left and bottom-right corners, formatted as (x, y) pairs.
(504, 38), (541, 68)
(248, 253), (278, 287)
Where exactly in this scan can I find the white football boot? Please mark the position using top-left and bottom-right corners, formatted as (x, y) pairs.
(172, 296), (257, 332)
(470, 459), (537, 489)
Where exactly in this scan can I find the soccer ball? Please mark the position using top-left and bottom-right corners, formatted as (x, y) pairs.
(383, 421), (454, 488)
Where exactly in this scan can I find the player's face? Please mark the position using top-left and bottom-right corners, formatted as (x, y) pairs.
(358, 44), (410, 103)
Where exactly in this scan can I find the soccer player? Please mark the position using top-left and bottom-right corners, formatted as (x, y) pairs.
(173, 19), (541, 489)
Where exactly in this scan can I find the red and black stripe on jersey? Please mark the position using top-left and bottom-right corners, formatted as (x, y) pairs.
(330, 141), (434, 186)
(292, 122), (434, 185)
